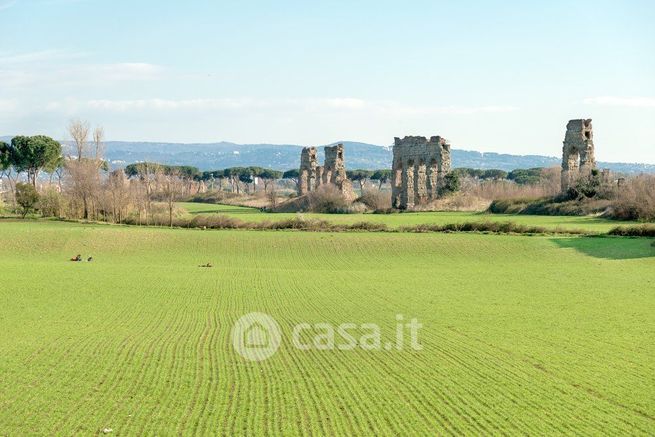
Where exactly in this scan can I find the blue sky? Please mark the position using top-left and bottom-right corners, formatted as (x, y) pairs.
(1, 0), (654, 162)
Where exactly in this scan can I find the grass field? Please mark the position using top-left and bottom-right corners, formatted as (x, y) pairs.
(178, 202), (643, 233)
(1, 220), (654, 435)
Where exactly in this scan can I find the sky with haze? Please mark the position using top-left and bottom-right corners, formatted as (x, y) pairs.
(1, 0), (654, 163)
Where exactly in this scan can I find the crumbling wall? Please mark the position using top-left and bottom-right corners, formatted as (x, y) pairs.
(392, 136), (452, 209)
(323, 145), (346, 185)
(561, 119), (596, 192)
(299, 147), (318, 195)
(298, 143), (355, 199)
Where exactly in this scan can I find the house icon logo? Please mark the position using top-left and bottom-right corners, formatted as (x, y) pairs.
(232, 312), (281, 361)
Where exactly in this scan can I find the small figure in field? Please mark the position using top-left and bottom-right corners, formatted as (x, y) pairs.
(199, 262), (213, 268)
(71, 254), (82, 262)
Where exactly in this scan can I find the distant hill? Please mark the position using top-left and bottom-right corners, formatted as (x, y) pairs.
(2, 136), (654, 174)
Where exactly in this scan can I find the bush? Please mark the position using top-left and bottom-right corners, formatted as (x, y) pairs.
(487, 173), (654, 221)
(358, 189), (391, 211)
(15, 183), (39, 218)
(412, 192), (491, 212)
(442, 172), (461, 195)
(269, 217), (333, 230)
(372, 208), (399, 214)
(467, 178), (560, 202)
(489, 196), (613, 217)
(566, 170), (601, 199)
(187, 191), (241, 204)
(189, 214), (245, 229)
(608, 225), (655, 237)
(348, 221), (388, 231)
(398, 220), (584, 235)
(609, 175), (655, 221)
(306, 185), (352, 213)
(39, 188), (65, 218)
(508, 168), (543, 185)
(489, 197), (544, 214)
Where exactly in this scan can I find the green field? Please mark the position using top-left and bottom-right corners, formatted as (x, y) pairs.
(179, 201), (642, 233)
(1, 220), (654, 435)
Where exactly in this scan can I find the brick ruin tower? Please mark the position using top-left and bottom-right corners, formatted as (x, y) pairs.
(299, 147), (318, 195)
(391, 136), (452, 209)
(561, 119), (596, 192)
(298, 143), (355, 199)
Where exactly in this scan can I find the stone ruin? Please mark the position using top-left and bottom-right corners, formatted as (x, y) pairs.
(561, 119), (596, 192)
(299, 143), (355, 199)
(391, 136), (452, 209)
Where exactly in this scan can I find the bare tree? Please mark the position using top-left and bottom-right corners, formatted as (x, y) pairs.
(158, 168), (184, 227)
(54, 159), (66, 192)
(66, 158), (101, 219)
(65, 120), (106, 219)
(105, 169), (131, 223)
(1, 167), (19, 206)
(93, 126), (105, 161)
(267, 180), (278, 209)
(129, 162), (159, 224)
(68, 119), (90, 161)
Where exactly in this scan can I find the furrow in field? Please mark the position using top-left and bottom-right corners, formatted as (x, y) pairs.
(57, 303), (176, 433)
(175, 311), (214, 434)
(112, 306), (200, 434)
(19, 297), (166, 433)
(277, 273), (448, 435)
(437, 327), (654, 434)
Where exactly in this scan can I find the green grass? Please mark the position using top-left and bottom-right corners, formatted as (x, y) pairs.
(1, 221), (654, 435)
(179, 201), (643, 233)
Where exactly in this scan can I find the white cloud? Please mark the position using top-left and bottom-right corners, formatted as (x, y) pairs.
(86, 98), (256, 112)
(0, 49), (87, 65)
(1, 96), (519, 147)
(79, 97), (517, 116)
(0, 59), (164, 87)
(0, 99), (17, 111)
(381, 104), (518, 116)
(583, 96), (655, 108)
(0, 0), (17, 11)
(78, 63), (163, 81)
(318, 98), (368, 110)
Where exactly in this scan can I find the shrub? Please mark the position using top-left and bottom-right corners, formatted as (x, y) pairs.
(442, 172), (461, 195)
(399, 221), (585, 235)
(372, 208), (399, 214)
(306, 185), (352, 213)
(348, 221), (388, 231)
(468, 179), (560, 201)
(608, 225), (655, 237)
(189, 214), (245, 229)
(15, 183), (39, 218)
(346, 202), (368, 213)
(358, 189), (391, 211)
(489, 197), (543, 214)
(39, 188), (65, 218)
(269, 216), (334, 231)
(508, 168), (543, 185)
(609, 175), (655, 221)
(489, 196), (613, 217)
(488, 174), (654, 221)
(187, 191), (241, 204)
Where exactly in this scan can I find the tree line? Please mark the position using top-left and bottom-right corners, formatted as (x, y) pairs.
(2, 121), (565, 224)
